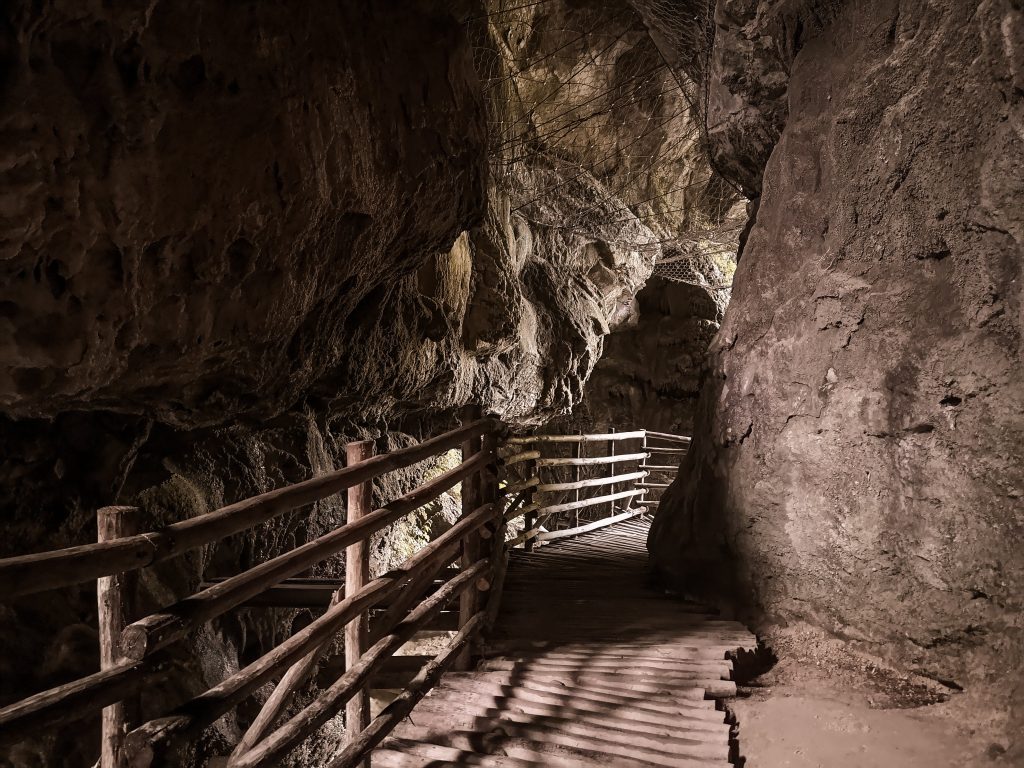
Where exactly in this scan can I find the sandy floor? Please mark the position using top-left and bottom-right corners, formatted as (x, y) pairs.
(732, 624), (1022, 767)
(734, 690), (995, 767)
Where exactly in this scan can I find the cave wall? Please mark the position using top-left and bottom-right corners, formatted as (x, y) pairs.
(0, 0), (486, 428)
(576, 273), (725, 434)
(650, 0), (1024, 742)
(0, 0), (690, 764)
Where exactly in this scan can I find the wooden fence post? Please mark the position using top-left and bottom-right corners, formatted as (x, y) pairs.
(571, 432), (582, 528)
(97, 506), (139, 768)
(524, 450), (538, 552)
(608, 426), (617, 518)
(345, 439), (374, 763)
(639, 429), (648, 511)
(456, 404), (483, 670)
(481, 431), (501, 550)
(480, 430), (503, 634)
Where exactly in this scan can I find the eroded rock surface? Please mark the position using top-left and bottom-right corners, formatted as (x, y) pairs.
(0, 0), (696, 765)
(0, 0), (487, 427)
(578, 271), (726, 434)
(650, 0), (1024, 748)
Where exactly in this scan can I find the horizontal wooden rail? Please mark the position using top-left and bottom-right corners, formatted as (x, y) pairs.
(227, 561), (489, 768)
(501, 450), (540, 466)
(503, 476), (539, 496)
(368, 547), (461, 646)
(196, 574), (456, 609)
(504, 501), (541, 523)
(637, 481), (671, 488)
(645, 446), (687, 454)
(641, 464), (678, 471)
(537, 470), (647, 493)
(0, 418), (499, 599)
(502, 490), (529, 515)
(536, 451), (648, 467)
(505, 430), (645, 445)
(123, 503), (498, 763)
(507, 526), (542, 548)
(535, 488), (646, 517)
(644, 430), (692, 443)
(120, 449), (493, 661)
(327, 611), (487, 768)
(535, 508), (647, 542)
(0, 660), (168, 741)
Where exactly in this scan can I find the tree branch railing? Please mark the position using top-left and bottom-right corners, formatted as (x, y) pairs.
(0, 416), (689, 767)
(499, 427), (690, 546)
(0, 406), (505, 768)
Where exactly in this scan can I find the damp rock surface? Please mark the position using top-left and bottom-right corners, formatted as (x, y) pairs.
(0, 0), (487, 427)
(650, 0), (1024, 744)
(578, 273), (727, 434)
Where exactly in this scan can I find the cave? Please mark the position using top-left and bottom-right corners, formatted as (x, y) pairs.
(0, 0), (1021, 766)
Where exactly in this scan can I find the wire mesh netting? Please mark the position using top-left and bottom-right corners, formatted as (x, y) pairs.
(465, 0), (744, 287)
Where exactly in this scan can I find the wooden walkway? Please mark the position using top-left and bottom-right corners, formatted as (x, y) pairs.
(373, 516), (756, 767)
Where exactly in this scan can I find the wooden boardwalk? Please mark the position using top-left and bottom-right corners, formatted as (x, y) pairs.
(373, 516), (756, 767)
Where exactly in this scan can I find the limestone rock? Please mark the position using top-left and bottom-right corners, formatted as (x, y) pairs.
(651, 0), (1024, 737)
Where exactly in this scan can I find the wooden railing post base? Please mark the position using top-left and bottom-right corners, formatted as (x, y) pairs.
(345, 439), (374, 768)
(97, 505), (139, 768)
(456, 405), (484, 671)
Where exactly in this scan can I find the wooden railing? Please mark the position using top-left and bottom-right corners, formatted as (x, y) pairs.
(0, 416), (688, 768)
(501, 427), (690, 548)
(0, 407), (505, 768)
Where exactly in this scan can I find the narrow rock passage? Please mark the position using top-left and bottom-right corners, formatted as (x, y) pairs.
(374, 517), (757, 766)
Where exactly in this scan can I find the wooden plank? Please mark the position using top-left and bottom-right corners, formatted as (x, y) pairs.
(383, 730), (727, 768)
(505, 431), (646, 445)
(195, 575), (452, 609)
(97, 506), (138, 768)
(433, 677), (724, 722)
(503, 476), (539, 495)
(0, 419), (498, 599)
(372, 744), (549, 768)
(369, 543), (460, 644)
(392, 710), (726, 765)
(537, 452), (648, 467)
(535, 509), (646, 542)
(325, 612), (487, 768)
(644, 430), (692, 443)
(535, 489), (645, 517)
(507, 526), (542, 548)
(123, 504), (498, 765)
(225, 563), (488, 768)
(501, 450), (540, 466)
(119, 448), (492, 661)
(0, 660), (166, 741)
(504, 501), (541, 523)
(405, 697), (730, 750)
(231, 592), (346, 760)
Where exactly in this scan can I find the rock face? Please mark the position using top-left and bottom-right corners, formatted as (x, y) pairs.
(650, 0), (1024, 743)
(0, 0), (680, 765)
(0, 0), (657, 431)
(577, 271), (726, 435)
(0, 0), (486, 427)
